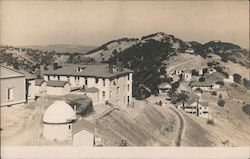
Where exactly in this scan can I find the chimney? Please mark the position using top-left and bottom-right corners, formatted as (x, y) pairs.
(109, 63), (113, 74)
(53, 63), (58, 70)
(117, 60), (124, 72)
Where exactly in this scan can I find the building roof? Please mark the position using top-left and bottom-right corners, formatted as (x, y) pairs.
(190, 81), (213, 87)
(0, 65), (25, 79)
(72, 119), (96, 135)
(43, 101), (76, 124)
(84, 87), (99, 93)
(35, 79), (46, 86)
(47, 80), (69, 87)
(44, 64), (133, 79)
(18, 69), (37, 80)
(199, 101), (208, 106)
(158, 83), (172, 89)
(186, 92), (200, 105)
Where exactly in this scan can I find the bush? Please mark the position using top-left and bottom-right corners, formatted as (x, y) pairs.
(233, 73), (242, 84)
(207, 119), (215, 125)
(242, 104), (250, 115)
(211, 91), (217, 96)
(199, 77), (205, 82)
(243, 78), (250, 90)
(217, 99), (225, 107)
(216, 81), (224, 86)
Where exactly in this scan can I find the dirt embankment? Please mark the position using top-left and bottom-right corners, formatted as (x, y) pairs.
(93, 105), (179, 146)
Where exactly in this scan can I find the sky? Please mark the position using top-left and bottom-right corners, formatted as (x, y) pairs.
(0, 1), (249, 49)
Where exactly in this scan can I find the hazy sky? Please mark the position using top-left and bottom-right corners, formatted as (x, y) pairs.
(1, 1), (249, 49)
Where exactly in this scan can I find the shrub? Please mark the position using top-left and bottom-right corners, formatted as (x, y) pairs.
(233, 73), (242, 84)
(207, 119), (215, 125)
(242, 104), (250, 115)
(217, 99), (225, 107)
(211, 91), (217, 96)
(216, 81), (224, 86)
(243, 78), (250, 90)
(199, 77), (205, 82)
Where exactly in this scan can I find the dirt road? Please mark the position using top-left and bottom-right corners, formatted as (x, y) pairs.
(167, 57), (200, 73)
(168, 106), (185, 147)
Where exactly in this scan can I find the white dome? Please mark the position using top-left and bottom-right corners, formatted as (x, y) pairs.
(43, 101), (76, 124)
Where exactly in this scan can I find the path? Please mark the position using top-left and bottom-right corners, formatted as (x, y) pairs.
(30, 96), (44, 146)
(168, 106), (185, 147)
(166, 57), (200, 73)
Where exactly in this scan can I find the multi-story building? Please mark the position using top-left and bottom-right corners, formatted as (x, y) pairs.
(0, 66), (26, 107)
(43, 63), (133, 107)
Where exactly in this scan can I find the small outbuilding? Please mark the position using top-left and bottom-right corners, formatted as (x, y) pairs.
(46, 80), (71, 96)
(35, 79), (47, 96)
(72, 119), (97, 146)
(43, 101), (76, 141)
(158, 83), (172, 95)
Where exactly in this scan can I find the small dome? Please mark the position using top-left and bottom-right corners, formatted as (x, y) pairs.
(43, 101), (75, 124)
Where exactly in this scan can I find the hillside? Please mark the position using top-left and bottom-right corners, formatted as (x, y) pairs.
(19, 44), (96, 54)
(84, 32), (249, 99)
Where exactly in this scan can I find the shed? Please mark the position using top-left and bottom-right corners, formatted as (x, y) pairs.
(46, 80), (71, 96)
(72, 119), (96, 146)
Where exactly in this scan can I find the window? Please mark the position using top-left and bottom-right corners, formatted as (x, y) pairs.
(75, 77), (80, 83)
(85, 78), (88, 85)
(69, 125), (71, 129)
(7, 87), (14, 101)
(58, 76), (60, 80)
(77, 66), (81, 72)
(103, 79), (105, 86)
(95, 78), (99, 84)
(48, 76), (50, 80)
(109, 91), (113, 99)
(127, 96), (130, 103)
(116, 87), (120, 95)
(102, 91), (105, 99)
(128, 84), (130, 91)
(128, 74), (130, 80)
(113, 81), (116, 86)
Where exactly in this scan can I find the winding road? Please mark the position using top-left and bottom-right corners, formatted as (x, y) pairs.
(168, 106), (185, 147)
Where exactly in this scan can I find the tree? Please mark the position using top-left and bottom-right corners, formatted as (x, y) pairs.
(199, 77), (205, 82)
(242, 104), (250, 116)
(233, 73), (242, 84)
(216, 81), (224, 86)
(243, 78), (250, 90)
(217, 99), (225, 114)
(203, 68), (208, 74)
(191, 69), (199, 76)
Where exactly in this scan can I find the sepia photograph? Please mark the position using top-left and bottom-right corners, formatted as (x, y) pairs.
(0, 0), (249, 158)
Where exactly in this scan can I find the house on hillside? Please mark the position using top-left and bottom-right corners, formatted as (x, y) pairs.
(190, 81), (220, 92)
(158, 83), (172, 95)
(34, 79), (47, 97)
(46, 80), (71, 96)
(223, 75), (234, 83)
(185, 48), (195, 54)
(0, 66), (26, 107)
(44, 63), (133, 108)
(175, 93), (209, 118)
(72, 119), (98, 146)
(182, 70), (192, 81)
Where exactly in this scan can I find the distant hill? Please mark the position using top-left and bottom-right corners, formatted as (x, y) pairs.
(19, 44), (96, 54)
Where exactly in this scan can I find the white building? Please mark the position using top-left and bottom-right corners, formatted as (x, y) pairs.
(182, 71), (192, 81)
(72, 119), (96, 146)
(185, 48), (195, 54)
(0, 66), (26, 107)
(158, 83), (172, 95)
(34, 79), (47, 96)
(223, 75), (234, 83)
(46, 80), (71, 96)
(43, 101), (76, 141)
(190, 81), (220, 92)
(44, 64), (133, 108)
(175, 93), (209, 118)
